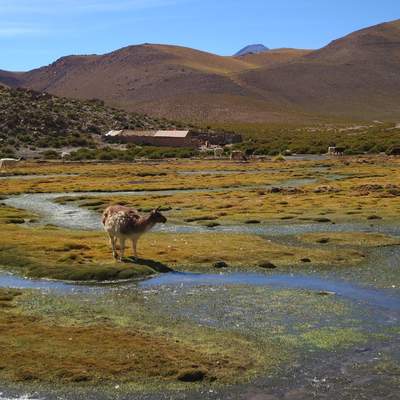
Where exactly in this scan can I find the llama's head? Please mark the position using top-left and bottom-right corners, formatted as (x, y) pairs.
(149, 207), (167, 224)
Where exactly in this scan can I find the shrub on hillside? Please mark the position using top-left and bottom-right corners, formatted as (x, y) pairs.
(41, 150), (60, 159)
(68, 146), (197, 161)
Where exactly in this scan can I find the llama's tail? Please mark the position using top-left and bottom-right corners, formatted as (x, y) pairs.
(102, 210), (109, 226)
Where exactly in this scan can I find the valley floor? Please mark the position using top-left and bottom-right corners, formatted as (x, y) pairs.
(0, 156), (399, 399)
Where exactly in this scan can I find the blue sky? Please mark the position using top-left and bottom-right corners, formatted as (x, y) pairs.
(1, 0), (399, 71)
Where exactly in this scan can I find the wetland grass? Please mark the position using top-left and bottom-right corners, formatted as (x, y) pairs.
(2, 156), (400, 281)
(0, 289), (265, 387)
(297, 232), (400, 247)
(300, 328), (367, 350)
(0, 214), (367, 281)
(38, 156), (400, 226)
(0, 157), (399, 392)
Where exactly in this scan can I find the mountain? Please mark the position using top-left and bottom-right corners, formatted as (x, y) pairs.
(1, 20), (400, 124)
(234, 44), (269, 56)
(1, 44), (302, 124)
(0, 45), (318, 124)
(239, 19), (400, 120)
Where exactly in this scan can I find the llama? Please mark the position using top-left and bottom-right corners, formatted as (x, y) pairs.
(327, 147), (345, 157)
(61, 152), (71, 160)
(102, 205), (167, 261)
(230, 150), (247, 161)
(213, 147), (224, 158)
(0, 157), (23, 170)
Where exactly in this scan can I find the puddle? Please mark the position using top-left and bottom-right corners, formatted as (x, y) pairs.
(4, 193), (105, 230)
(215, 222), (400, 236)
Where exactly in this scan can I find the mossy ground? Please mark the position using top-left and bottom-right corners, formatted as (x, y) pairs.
(0, 283), (389, 391)
(299, 328), (367, 350)
(0, 288), (267, 388)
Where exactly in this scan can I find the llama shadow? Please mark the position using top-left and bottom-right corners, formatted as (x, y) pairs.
(126, 257), (174, 273)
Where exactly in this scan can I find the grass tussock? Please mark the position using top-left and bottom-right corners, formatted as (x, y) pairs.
(0, 160), (288, 194)
(297, 232), (400, 247)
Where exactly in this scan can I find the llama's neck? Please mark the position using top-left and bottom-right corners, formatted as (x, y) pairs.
(138, 215), (157, 232)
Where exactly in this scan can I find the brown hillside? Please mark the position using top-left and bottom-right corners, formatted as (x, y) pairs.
(1, 20), (400, 123)
(0, 70), (24, 87)
(236, 48), (312, 68)
(239, 20), (400, 119)
(7, 44), (294, 123)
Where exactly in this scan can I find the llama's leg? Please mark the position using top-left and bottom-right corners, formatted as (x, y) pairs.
(109, 234), (118, 260)
(119, 238), (126, 262)
(132, 238), (138, 259)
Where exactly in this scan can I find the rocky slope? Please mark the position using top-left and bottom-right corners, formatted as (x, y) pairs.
(0, 86), (181, 152)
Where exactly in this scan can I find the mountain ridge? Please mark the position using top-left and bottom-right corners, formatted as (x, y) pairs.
(1, 19), (400, 124)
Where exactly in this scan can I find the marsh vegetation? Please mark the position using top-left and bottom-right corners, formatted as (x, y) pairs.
(0, 156), (399, 399)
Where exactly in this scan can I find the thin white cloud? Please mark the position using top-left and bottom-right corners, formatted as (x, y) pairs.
(0, 0), (184, 14)
(0, 0), (193, 38)
(0, 26), (46, 37)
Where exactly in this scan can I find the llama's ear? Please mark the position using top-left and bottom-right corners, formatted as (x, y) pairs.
(155, 206), (161, 212)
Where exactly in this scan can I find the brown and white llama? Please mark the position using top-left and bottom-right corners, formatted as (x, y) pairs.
(102, 205), (167, 261)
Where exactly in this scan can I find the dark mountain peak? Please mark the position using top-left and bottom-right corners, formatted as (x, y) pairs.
(234, 44), (269, 57)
